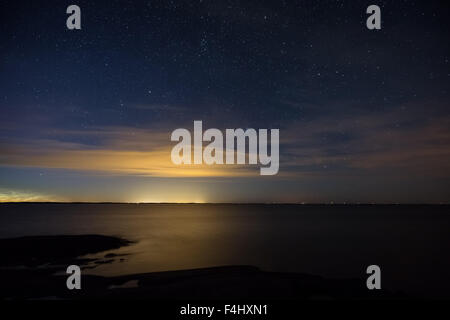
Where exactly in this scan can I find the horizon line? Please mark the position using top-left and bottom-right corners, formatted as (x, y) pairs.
(0, 201), (449, 205)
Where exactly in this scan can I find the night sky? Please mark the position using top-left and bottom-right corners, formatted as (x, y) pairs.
(0, 0), (449, 203)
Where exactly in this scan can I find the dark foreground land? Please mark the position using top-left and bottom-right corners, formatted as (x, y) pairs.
(0, 235), (402, 300)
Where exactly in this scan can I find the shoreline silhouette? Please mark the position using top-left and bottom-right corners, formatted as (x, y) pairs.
(0, 234), (404, 300)
(2, 204), (449, 299)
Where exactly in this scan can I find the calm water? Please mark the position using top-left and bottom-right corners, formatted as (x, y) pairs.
(1, 203), (449, 297)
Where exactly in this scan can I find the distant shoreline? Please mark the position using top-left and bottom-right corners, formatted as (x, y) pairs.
(1, 202), (449, 205)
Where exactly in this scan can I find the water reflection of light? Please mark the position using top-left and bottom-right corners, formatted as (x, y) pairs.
(82, 204), (235, 277)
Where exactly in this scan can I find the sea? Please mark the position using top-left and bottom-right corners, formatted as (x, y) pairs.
(1, 203), (449, 298)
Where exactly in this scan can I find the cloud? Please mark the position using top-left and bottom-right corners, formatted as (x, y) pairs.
(0, 126), (258, 177)
(280, 104), (450, 177)
(0, 188), (62, 202)
(1, 104), (449, 180)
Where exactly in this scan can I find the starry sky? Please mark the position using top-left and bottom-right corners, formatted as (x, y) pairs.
(0, 0), (449, 203)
